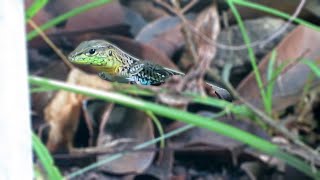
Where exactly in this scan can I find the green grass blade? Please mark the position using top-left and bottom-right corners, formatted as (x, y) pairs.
(113, 83), (155, 96)
(30, 86), (57, 93)
(303, 60), (320, 77)
(146, 111), (165, 148)
(226, 0), (267, 110)
(267, 50), (277, 82)
(190, 95), (253, 117)
(26, 0), (48, 20)
(265, 50), (277, 115)
(27, 0), (112, 41)
(231, 0), (320, 32)
(32, 132), (63, 180)
(29, 75), (319, 178)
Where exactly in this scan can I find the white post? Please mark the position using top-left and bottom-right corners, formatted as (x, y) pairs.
(0, 0), (33, 179)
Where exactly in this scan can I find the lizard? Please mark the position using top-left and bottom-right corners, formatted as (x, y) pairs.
(68, 39), (231, 100)
(68, 39), (184, 85)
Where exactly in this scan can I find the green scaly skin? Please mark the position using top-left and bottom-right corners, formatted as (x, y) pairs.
(68, 40), (184, 85)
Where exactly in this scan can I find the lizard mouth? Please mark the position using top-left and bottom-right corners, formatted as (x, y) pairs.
(68, 52), (77, 62)
(68, 56), (75, 62)
(67, 52), (87, 64)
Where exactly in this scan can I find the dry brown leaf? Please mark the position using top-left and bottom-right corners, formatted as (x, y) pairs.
(141, 149), (173, 180)
(34, 1), (144, 34)
(120, 0), (168, 21)
(69, 100), (156, 174)
(44, 68), (112, 152)
(178, 4), (220, 94)
(32, 62), (69, 117)
(28, 1), (145, 48)
(96, 106), (155, 174)
(237, 25), (320, 111)
(135, 15), (196, 58)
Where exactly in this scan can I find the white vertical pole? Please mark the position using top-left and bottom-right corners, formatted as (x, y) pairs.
(0, 0), (33, 179)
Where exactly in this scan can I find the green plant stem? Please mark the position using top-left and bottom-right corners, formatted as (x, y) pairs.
(26, 0), (48, 20)
(146, 111), (165, 148)
(32, 132), (62, 180)
(227, 0), (268, 113)
(190, 95), (253, 117)
(29, 75), (319, 178)
(232, 0), (320, 32)
(303, 60), (320, 77)
(27, 0), (112, 41)
(265, 50), (277, 115)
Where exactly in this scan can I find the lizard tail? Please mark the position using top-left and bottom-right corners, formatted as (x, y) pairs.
(164, 67), (185, 76)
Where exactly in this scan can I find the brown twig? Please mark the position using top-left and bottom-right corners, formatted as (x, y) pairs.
(157, 0), (306, 51)
(99, 103), (114, 134)
(70, 138), (135, 155)
(156, 0), (199, 63)
(181, 0), (198, 14)
(27, 19), (75, 70)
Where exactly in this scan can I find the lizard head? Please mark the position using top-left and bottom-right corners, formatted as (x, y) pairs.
(68, 40), (119, 68)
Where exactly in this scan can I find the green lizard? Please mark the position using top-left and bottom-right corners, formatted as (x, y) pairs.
(68, 39), (231, 100)
(68, 39), (184, 85)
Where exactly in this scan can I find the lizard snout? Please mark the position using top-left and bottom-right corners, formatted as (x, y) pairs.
(68, 52), (76, 61)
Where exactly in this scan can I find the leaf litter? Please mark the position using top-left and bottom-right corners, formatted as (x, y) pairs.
(26, 0), (320, 179)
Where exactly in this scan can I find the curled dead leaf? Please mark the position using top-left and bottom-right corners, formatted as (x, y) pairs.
(44, 68), (112, 152)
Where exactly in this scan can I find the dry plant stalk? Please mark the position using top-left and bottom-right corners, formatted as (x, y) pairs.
(177, 3), (220, 95)
(27, 19), (75, 70)
(157, 2), (221, 106)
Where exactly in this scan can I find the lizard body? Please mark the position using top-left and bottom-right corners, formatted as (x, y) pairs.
(68, 40), (184, 85)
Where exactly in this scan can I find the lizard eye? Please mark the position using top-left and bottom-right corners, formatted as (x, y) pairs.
(89, 49), (96, 55)
(108, 50), (113, 56)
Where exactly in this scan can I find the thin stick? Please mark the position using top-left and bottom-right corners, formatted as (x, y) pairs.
(155, 0), (306, 51)
(181, 0), (198, 13)
(157, 0), (199, 62)
(99, 103), (114, 134)
(27, 19), (75, 70)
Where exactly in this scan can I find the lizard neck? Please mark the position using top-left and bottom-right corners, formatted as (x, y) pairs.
(116, 48), (141, 65)
(93, 64), (119, 76)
